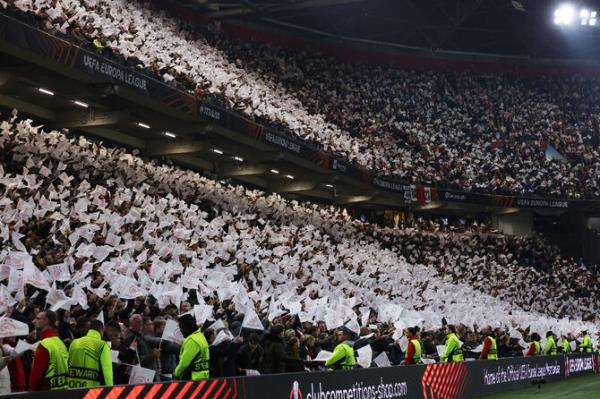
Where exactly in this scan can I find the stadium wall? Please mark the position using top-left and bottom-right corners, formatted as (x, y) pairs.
(7, 353), (598, 399)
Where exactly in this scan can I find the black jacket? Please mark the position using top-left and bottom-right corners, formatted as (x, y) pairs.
(262, 333), (285, 374)
(237, 343), (264, 372)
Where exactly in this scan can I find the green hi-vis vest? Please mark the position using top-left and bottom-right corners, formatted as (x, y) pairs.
(562, 339), (570, 353)
(409, 339), (423, 364)
(443, 333), (464, 362)
(326, 342), (356, 371)
(581, 335), (592, 353)
(39, 336), (69, 390)
(533, 341), (541, 355)
(544, 336), (557, 356)
(486, 336), (498, 360)
(181, 331), (210, 381)
(67, 329), (111, 388)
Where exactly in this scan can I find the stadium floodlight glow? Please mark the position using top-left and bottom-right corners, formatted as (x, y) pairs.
(137, 122), (151, 129)
(73, 100), (88, 108)
(232, 156), (244, 162)
(284, 174), (294, 180)
(211, 148), (223, 155)
(164, 131), (176, 138)
(324, 184), (334, 188)
(554, 4), (575, 25)
(270, 169), (279, 174)
(579, 8), (597, 25)
(38, 87), (54, 96)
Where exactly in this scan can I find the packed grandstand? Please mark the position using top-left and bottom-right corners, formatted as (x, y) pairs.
(0, 0), (599, 395)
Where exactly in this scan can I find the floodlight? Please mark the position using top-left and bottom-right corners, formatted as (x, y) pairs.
(38, 87), (54, 96)
(553, 4), (575, 25)
(73, 100), (88, 108)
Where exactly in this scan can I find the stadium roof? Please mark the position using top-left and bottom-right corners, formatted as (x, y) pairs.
(173, 0), (600, 60)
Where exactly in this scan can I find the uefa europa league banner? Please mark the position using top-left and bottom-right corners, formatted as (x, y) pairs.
(14, 353), (598, 399)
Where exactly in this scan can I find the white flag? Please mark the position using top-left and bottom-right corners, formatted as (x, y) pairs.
(398, 336), (409, 353)
(356, 345), (372, 369)
(373, 351), (391, 368)
(45, 283), (69, 311)
(241, 307), (264, 331)
(161, 319), (184, 344)
(15, 339), (37, 354)
(436, 345), (446, 358)
(208, 319), (226, 332)
(570, 341), (577, 352)
(97, 311), (105, 325)
(72, 284), (88, 310)
(313, 350), (333, 362)
(110, 350), (120, 363)
(0, 316), (29, 338)
(23, 261), (51, 291)
(128, 366), (155, 384)
(193, 304), (214, 326)
(211, 330), (233, 347)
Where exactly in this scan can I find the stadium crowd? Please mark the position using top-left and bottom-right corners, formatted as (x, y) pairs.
(1, 0), (600, 394)
(0, 112), (598, 393)
(2, 0), (600, 199)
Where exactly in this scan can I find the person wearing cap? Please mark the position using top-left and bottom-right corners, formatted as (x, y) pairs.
(325, 327), (356, 371)
(173, 315), (210, 381)
(544, 331), (557, 356)
(526, 333), (541, 356)
(441, 325), (463, 362)
(29, 311), (69, 391)
(479, 327), (498, 360)
(67, 319), (113, 388)
(579, 330), (592, 353)
(403, 327), (422, 365)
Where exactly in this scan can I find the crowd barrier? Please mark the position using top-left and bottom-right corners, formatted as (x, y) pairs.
(2, 12), (600, 212)
(6, 353), (598, 399)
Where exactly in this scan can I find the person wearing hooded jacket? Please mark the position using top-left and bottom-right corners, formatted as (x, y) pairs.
(262, 324), (286, 374)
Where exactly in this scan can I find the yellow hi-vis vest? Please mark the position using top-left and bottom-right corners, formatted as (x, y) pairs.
(562, 339), (570, 353)
(442, 333), (464, 362)
(174, 330), (210, 381)
(409, 339), (423, 364)
(486, 336), (498, 360)
(544, 336), (557, 355)
(67, 329), (113, 388)
(581, 335), (592, 353)
(325, 342), (356, 370)
(39, 336), (69, 390)
(533, 341), (541, 355)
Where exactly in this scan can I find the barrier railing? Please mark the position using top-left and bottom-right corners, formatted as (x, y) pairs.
(6, 353), (598, 399)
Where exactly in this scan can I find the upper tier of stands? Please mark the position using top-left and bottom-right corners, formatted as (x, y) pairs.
(3, 0), (600, 199)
